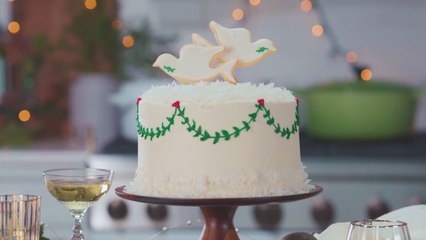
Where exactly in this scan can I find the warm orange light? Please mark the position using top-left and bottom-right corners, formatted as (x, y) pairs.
(361, 69), (373, 81)
(346, 51), (358, 63)
(112, 19), (122, 30)
(300, 0), (313, 12)
(232, 8), (245, 21)
(311, 24), (324, 37)
(8, 21), (20, 34)
(85, 0), (97, 10)
(122, 35), (134, 48)
(249, 0), (262, 6)
(18, 110), (31, 122)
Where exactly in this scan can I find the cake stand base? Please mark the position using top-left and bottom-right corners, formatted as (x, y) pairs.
(116, 185), (322, 240)
(200, 206), (238, 240)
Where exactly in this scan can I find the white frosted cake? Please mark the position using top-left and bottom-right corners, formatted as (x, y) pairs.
(127, 21), (313, 198)
(126, 81), (312, 198)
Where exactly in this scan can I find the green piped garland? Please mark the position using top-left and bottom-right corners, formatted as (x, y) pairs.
(163, 65), (175, 73)
(256, 46), (269, 53)
(136, 98), (300, 144)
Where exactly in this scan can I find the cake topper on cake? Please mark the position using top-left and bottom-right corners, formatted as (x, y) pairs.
(153, 21), (276, 84)
(153, 44), (238, 84)
(193, 21), (277, 67)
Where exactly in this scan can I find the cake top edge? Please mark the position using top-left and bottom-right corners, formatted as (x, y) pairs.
(140, 81), (296, 104)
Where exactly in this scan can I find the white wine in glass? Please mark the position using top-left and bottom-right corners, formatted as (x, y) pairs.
(43, 168), (113, 240)
(346, 219), (411, 240)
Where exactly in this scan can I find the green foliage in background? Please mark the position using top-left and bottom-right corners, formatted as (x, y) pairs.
(64, 0), (120, 74)
(63, 0), (173, 79)
(0, 121), (32, 147)
(21, 34), (53, 95)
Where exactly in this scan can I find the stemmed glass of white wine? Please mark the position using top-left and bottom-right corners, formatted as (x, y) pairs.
(346, 219), (411, 240)
(43, 168), (113, 240)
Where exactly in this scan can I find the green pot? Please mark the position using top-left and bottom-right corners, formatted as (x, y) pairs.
(294, 81), (425, 141)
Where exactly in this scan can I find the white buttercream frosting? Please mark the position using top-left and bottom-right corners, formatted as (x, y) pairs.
(128, 80), (312, 198)
(140, 81), (295, 104)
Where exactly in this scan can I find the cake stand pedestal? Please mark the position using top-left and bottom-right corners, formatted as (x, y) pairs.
(115, 185), (322, 240)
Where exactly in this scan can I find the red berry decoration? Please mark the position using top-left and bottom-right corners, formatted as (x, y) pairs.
(172, 100), (180, 108)
(257, 98), (265, 106)
(136, 97), (142, 105)
(295, 96), (299, 104)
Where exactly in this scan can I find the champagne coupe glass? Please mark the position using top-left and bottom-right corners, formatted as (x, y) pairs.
(346, 219), (411, 240)
(43, 168), (113, 240)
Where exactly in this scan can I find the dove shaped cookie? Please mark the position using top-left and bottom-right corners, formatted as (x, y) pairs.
(192, 21), (277, 67)
(153, 44), (238, 84)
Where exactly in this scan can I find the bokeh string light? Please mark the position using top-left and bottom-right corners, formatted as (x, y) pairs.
(122, 35), (134, 48)
(85, 0), (97, 10)
(249, 0), (262, 7)
(311, 24), (324, 37)
(300, 0), (313, 12)
(112, 19), (122, 30)
(232, 8), (245, 21)
(302, 0), (372, 81)
(18, 109), (31, 122)
(346, 51), (358, 64)
(361, 68), (373, 81)
(7, 21), (20, 34)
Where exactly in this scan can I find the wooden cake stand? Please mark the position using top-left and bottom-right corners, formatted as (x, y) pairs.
(115, 185), (322, 240)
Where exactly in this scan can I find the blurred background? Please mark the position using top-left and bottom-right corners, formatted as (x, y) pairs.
(0, 0), (425, 239)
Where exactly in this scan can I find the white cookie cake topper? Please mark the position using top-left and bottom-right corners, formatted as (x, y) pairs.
(193, 21), (277, 67)
(153, 21), (277, 84)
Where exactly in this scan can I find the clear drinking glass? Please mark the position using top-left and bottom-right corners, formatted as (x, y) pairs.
(0, 194), (41, 240)
(42, 168), (113, 240)
(346, 219), (411, 240)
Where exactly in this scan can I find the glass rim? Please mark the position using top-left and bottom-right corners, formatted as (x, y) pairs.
(350, 219), (408, 228)
(0, 194), (41, 203)
(42, 168), (113, 178)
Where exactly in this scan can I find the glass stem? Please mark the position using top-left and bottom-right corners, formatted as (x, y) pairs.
(71, 214), (85, 240)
